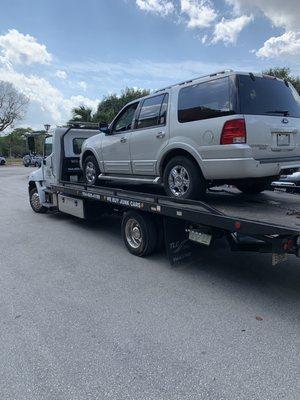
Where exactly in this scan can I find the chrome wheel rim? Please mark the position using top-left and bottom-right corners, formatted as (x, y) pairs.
(31, 192), (41, 210)
(168, 165), (190, 197)
(125, 218), (142, 249)
(85, 161), (96, 184)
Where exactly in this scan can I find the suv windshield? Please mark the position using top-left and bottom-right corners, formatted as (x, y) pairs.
(238, 75), (300, 118)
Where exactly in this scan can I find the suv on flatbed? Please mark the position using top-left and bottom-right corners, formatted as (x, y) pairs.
(80, 70), (300, 199)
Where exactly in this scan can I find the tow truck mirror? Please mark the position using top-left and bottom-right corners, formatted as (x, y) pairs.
(99, 122), (110, 134)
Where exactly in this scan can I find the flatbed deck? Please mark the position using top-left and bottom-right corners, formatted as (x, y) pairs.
(51, 182), (300, 237)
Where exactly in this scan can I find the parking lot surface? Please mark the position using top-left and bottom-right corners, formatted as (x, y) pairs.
(0, 166), (300, 400)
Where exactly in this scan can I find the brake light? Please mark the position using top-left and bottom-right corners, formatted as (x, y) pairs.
(220, 119), (247, 145)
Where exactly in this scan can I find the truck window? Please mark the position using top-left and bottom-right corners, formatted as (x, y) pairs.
(136, 94), (167, 129)
(178, 77), (233, 123)
(73, 138), (86, 155)
(44, 136), (53, 157)
(238, 75), (300, 118)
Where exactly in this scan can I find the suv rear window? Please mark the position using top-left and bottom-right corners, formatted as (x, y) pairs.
(178, 77), (234, 123)
(238, 75), (300, 118)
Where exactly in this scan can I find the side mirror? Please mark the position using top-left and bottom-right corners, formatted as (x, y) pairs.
(99, 122), (110, 134)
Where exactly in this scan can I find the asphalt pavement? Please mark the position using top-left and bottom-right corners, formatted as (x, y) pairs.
(0, 166), (299, 400)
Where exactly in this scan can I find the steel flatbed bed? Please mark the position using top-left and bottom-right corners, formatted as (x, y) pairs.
(49, 182), (300, 265)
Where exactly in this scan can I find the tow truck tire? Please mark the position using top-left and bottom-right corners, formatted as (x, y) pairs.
(121, 211), (158, 257)
(29, 187), (47, 213)
(236, 179), (270, 195)
(83, 155), (100, 186)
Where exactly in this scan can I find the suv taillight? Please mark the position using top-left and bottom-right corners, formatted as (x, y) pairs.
(220, 119), (247, 145)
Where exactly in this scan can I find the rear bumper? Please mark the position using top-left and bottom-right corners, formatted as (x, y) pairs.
(202, 157), (300, 180)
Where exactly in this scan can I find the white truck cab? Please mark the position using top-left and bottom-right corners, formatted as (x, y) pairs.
(28, 124), (98, 212)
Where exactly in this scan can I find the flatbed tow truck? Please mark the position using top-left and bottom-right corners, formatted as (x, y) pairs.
(28, 123), (300, 266)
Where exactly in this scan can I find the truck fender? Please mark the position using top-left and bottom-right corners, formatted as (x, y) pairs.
(29, 180), (46, 204)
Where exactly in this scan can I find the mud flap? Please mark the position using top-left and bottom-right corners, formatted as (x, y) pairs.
(164, 217), (193, 266)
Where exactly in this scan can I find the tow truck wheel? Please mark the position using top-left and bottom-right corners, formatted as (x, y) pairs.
(121, 211), (158, 257)
(29, 187), (47, 213)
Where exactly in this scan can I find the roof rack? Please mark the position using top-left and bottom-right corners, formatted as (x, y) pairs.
(67, 121), (99, 130)
(154, 69), (233, 93)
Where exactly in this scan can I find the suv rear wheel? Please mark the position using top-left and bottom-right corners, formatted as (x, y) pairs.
(236, 179), (270, 195)
(83, 155), (100, 186)
(163, 156), (206, 200)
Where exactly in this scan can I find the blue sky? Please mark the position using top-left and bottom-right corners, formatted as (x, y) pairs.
(0, 0), (299, 129)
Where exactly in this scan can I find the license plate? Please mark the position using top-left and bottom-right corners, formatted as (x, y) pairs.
(189, 230), (212, 246)
(277, 133), (290, 146)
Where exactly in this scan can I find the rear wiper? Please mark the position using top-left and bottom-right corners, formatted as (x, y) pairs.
(265, 110), (289, 116)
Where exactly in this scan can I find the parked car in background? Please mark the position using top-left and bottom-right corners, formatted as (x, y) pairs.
(23, 154), (43, 168)
(80, 70), (300, 199)
(271, 171), (300, 194)
(0, 155), (6, 165)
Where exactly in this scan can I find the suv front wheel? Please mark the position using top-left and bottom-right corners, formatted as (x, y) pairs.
(83, 155), (100, 186)
(163, 156), (206, 200)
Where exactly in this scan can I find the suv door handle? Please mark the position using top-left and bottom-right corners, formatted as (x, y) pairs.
(120, 137), (127, 143)
(156, 131), (165, 139)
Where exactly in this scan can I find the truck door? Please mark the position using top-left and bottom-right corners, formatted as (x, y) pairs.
(43, 135), (56, 186)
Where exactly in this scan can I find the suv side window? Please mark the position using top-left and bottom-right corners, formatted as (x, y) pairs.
(178, 77), (233, 123)
(112, 102), (138, 133)
(136, 94), (168, 129)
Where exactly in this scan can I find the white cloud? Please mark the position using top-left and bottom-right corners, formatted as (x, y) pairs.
(226, 0), (300, 30)
(0, 29), (52, 65)
(180, 0), (217, 29)
(256, 31), (300, 58)
(212, 15), (253, 44)
(79, 81), (87, 91)
(136, 0), (174, 16)
(0, 64), (98, 124)
(69, 59), (256, 86)
(225, 0), (300, 58)
(55, 70), (67, 79)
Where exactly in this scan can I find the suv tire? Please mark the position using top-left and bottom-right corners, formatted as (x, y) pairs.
(163, 156), (206, 200)
(83, 155), (100, 186)
(236, 179), (270, 195)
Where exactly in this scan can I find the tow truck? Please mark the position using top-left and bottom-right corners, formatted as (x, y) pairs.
(28, 123), (300, 266)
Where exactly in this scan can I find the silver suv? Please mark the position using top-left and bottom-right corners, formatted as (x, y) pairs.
(80, 70), (300, 199)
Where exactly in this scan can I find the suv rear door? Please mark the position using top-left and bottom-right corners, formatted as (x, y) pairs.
(238, 75), (300, 161)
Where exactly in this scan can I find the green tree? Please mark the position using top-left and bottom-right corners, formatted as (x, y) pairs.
(92, 87), (150, 124)
(263, 67), (300, 94)
(0, 127), (33, 157)
(70, 105), (93, 122)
